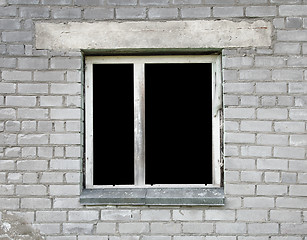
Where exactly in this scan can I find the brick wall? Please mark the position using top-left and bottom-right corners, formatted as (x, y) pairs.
(0, 0), (307, 239)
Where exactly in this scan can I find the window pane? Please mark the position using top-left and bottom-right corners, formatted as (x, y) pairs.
(93, 64), (134, 185)
(145, 63), (212, 185)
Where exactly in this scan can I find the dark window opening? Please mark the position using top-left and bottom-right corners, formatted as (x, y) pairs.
(93, 64), (134, 185)
(145, 63), (212, 185)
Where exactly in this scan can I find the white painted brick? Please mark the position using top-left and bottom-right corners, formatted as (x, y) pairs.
(17, 160), (48, 171)
(18, 83), (48, 94)
(241, 171), (262, 182)
(224, 108), (256, 119)
(0, 83), (16, 93)
(241, 146), (272, 157)
(225, 158), (255, 170)
(225, 132), (255, 144)
(258, 159), (288, 171)
(53, 197), (80, 209)
(274, 122), (305, 133)
(50, 109), (80, 119)
(50, 83), (81, 94)
(276, 197), (307, 208)
(281, 223), (307, 235)
(289, 185), (307, 197)
(40, 172), (64, 183)
(239, 69), (271, 81)
(0, 198), (19, 209)
(225, 183), (255, 195)
(18, 134), (48, 145)
(257, 134), (288, 146)
(50, 159), (80, 170)
(101, 210), (139, 221)
(50, 133), (80, 144)
(68, 210), (99, 222)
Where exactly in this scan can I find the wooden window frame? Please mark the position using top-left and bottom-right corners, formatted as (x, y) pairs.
(85, 55), (223, 189)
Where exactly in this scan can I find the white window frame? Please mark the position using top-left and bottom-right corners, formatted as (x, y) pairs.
(85, 55), (222, 189)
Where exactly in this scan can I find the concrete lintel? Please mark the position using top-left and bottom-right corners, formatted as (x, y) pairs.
(80, 187), (225, 206)
(36, 20), (272, 51)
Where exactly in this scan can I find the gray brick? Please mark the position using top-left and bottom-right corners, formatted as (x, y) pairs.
(239, 70), (271, 81)
(151, 223), (181, 234)
(216, 223), (246, 234)
(16, 185), (47, 196)
(206, 0), (236, 4)
(0, 198), (19, 209)
(49, 185), (80, 196)
(52, 8), (82, 19)
(141, 210), (171, 221)
(290, 109), (307, 120)
(21, 198), (51, 209)
(241, 146), (272, 157)
(0, 19), (20, 30)
(286, 17), (303, 28)
(274, 42), (301, 55)
(50, 57), (81, 70)
(50, 109), (80, 119)
(241, 120), (272, 132)
(205, 210), (235, 221)
(281, 223), (307, 235)
(40, 96), (63, 106)
(257, 108), (288, 120)
(287, 57), (307, 67)
(2, 71), (32, 81)
(182, 223), (214, 234)
(42, 0), (72, 5)
(213, 7), (244, 17)
(0, 58), (16, 68)
(173, 210), (202, 221)
(83, 8), (114, 19)
(63, 223), (93, 234)
(96, 222), (116, 234)
(257, 134), (288, 146)
(100, 210), (139, 221)
(255, 56), (285, 68)
(8, 0), (39, 3)
(34, 71), (65, 82)
(0, 6), (18, 17)
(279, 5), (307, 16)
(20, 7), (50, 18)
(274, 146), (305, 159)
(244, 197), (274, 208)
(257, 185), (287, 196)
(0, 108), (16, 120)
(248, 223), (279, 234)
(18, 134), (48, 145)
(224, 108), (255, 119)
(140, 0), (169, 5)
(256, 82), (287, 94)
(277, 30), (307, 41)
(18, 58), (48, 70)
(53, 197), (80, 209)
(181, 7), (211, 19)
(148, 7), (178, 19)
(289, 83), (307, 94)
(237, 210), (268, 222)
(6, 96), (36, 107)
(50, 133), (80, 144)
(0, 83), (16, 93)
(241, 171), (262, 183)
(225, 132), (255, 144)
(224, 83), (254, 93)
(246, 6), (276, 17)
(270, 210), (301, 222)
(50, 83), (81, 95)
(68, 210), (99, 222)
(108, 0), (137, 5)
(18, 83), (48, 94)
(274, 121), (305, 133)
(290, 135), (307, 146)
(257, 159), (288, 170)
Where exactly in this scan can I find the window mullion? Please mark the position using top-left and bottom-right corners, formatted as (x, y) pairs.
(134, 63), (145, 186)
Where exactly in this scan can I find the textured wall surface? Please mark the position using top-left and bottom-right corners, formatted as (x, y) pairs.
(0, 0), (307, 239)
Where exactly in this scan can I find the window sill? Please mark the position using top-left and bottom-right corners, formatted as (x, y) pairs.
(80, 187), (224, 206)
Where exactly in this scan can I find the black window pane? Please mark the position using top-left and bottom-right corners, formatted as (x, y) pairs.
(93, 64), (134, 185)
(145, 63), (212, 185)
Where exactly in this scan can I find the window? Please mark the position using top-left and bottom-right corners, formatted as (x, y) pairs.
(84, 55), (223, 191)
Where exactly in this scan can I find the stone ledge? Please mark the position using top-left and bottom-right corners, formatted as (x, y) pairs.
(80, 187), (224, 206)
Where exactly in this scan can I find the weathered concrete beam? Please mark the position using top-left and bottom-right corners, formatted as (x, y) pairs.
(36, 20), (272, 50)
